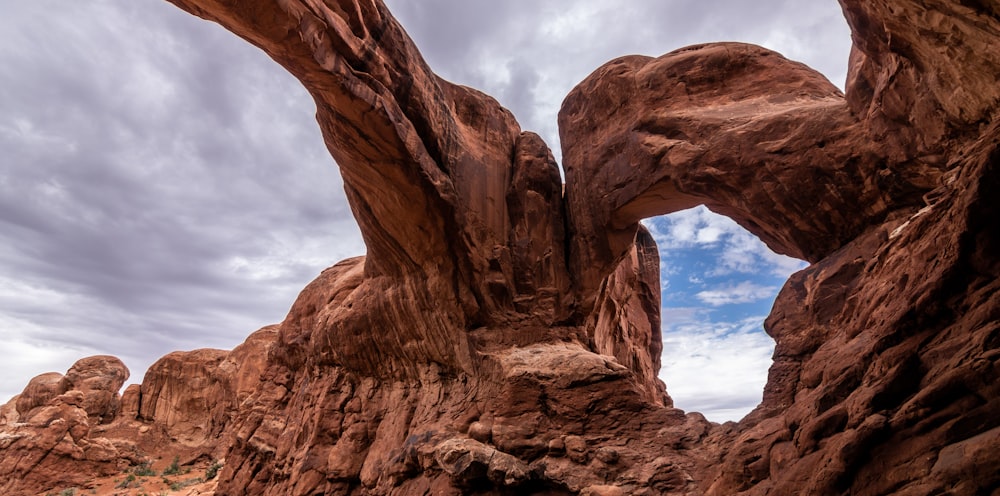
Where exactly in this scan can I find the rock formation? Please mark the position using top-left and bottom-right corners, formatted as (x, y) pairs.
(0, 356), (132, 493)
(1, 0), (998, 494)
(0, 329), (278, 494)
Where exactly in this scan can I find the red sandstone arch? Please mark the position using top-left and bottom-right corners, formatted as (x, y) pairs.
(4, 0), (998, 494)
(142, 1), (1000, 494)
(560, 43), (903, 313)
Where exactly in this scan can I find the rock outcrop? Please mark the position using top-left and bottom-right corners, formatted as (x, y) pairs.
(0, 328), (277, 494)
(1, 0), (998, 494)
(0, 356), (131, 494)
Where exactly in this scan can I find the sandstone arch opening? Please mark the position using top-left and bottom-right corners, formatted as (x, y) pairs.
(645, 206), (806, 422)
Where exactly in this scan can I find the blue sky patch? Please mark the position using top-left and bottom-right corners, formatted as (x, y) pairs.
(646, 206), (807, 421)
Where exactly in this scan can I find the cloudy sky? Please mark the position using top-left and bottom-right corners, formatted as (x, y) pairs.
(0, 0), (850, 421)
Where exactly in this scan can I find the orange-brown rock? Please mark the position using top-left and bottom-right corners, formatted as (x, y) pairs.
(560, 43), (897, 301)
(138, 348), (230, 447)
(63, 355), (130, 424)
(588, 226), (669, 405)
(119, 383), (141, 419)
(0, 357), (131, 494)
(0, 397), (16, 426)
(2, 0), (999, 494)
(13, 371), (65, 421)
(0, 328), (278, 495)
(132, 326), (278, 451)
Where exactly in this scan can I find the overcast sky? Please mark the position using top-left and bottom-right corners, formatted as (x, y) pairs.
(0, 0), (850, 421)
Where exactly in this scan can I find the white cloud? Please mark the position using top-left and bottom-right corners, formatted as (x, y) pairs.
(695, 281), (779, 306)
(648, 206), (744, 249)
(648, 206), (808, 278)
(712, 229), (761, 275)
(660, 316), (774, 422)
(0, 335), (94, 403)
(647, 209), (806, 423)
(712, 227), (808, 277)
(759, 247), (809, 278)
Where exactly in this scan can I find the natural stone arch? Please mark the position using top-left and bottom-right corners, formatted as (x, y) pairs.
(67, 1), (995, 494)
(160, 0), (985, 387)
(164, 0), (579, 381)
(556, 44), (901, 418)
(2, 0), (999, 494)
(558, 42), (899, 315)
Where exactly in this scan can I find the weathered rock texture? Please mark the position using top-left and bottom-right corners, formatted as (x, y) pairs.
(0, 356), (131, 493)
(2, 0), (998, 494)
(0, 328), (278, 494)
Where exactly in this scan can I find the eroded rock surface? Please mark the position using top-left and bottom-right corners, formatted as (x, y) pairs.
(1, 0), (998, 494)
(0, 357), (131, 494)
(0, 329), (277, 495)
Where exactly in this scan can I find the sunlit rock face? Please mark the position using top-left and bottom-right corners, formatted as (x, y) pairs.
(2, 0), (999, 494)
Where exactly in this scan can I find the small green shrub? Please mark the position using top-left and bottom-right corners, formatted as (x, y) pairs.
(205, 460), (223, 480)
(115, 474), (138, 489)
(162, 456), (182, 476)
(132, 461), (156, 477)
(169, 477), (204, 491)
